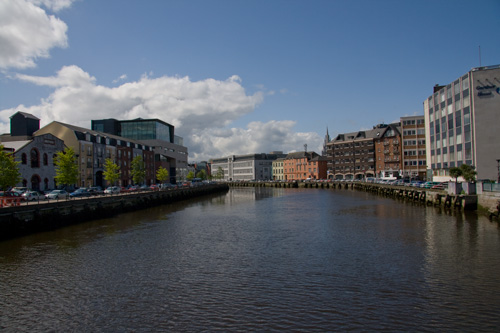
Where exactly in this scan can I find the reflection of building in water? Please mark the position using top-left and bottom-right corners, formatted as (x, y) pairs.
(224, 187), (286, 205)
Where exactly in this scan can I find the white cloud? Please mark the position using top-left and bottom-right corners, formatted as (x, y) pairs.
(112, 74), (128, 84)
(30, 0), (75, 12)
(0, 0), (69, 69)
(0, 65), (323, 161)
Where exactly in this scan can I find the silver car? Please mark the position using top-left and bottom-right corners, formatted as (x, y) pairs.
(45, 190), (70, 200)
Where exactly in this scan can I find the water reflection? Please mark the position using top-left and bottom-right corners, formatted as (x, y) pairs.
(1, 187), (499, 331)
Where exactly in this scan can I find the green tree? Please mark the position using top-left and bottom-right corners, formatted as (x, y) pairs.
(460, 164), (477, 183)
(156, 166), (169, 184)
(131, 155), (146, 184)
(216, 167), (224, 181)
(196, 169), (207, 180)
(54, 147), (79, 188)
(103, 158), (120, 186)
(0, 145), (22, 190)
(186, 171), (195, 181)
(449, 166), (462, 183)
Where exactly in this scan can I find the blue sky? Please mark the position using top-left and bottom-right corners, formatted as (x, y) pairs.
(1, 0), (499, 161)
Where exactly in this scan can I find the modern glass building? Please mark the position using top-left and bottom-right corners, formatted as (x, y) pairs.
(423, 64), (500, 181)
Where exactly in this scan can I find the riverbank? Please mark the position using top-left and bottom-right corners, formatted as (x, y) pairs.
(0, 184), (229, 241)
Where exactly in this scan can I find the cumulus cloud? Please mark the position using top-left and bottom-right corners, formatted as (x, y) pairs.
(0, 65), (323, 161)
(0, 0), (70, 69)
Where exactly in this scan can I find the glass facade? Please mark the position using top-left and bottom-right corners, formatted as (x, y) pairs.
(120, 120), (171, 142)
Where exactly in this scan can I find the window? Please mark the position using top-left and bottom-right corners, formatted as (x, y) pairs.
(43, 153), (48, 166)
(464, 113), (470, 125)
(30, 148), (39, 168)
(21, 153), (27, 164)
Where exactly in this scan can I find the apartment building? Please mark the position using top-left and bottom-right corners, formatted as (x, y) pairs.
(36, 121), (155, 187)
(92, 118), (188, 183)
(423, 64), (500, 181)
(283, 151), (326, 181)
(326, 125), (386, 180)
(401, 116), (427, 180)
(272, 158), (285, 181)
(374, 123), (402, 179)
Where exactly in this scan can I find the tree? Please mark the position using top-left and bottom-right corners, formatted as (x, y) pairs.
(130, 155), (146, 184)
(156, 166), (169, 184)
(196, 169), (207, 180)
(54, 147), (79, 188)
(186, 171), (195, 181)
(449, 166), (461, 183)
(0, 145), (22, 190)
(216, 167), (224, 181)
(460, 164), (477, 183)
(103, 158), (120, 186)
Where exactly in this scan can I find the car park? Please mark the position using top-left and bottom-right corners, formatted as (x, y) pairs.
(45, 190), (70, 200)
(22, 191), (45, 201)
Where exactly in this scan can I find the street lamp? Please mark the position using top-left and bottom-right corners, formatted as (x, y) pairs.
(497, 159), (500, 183)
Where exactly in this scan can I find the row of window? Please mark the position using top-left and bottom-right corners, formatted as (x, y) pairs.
(20, 149), (55, 168)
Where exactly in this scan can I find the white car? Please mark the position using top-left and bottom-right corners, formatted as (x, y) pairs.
(45, 190), (69, 200)
(104, 186), (121, 194)
(22, 191), (45, 201)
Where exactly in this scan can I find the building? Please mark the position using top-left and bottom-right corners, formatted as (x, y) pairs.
(374, 123), (402, 179)
(283, 151), (327, 181)
(272, 158), (285, 181)
(0, 112), (65, 191)
(210, 153), (285, 181)
(91, 118), (188, 183)
(400, 116), (426, 180)
(36, 121), (155, 187)
(423, 64), (500, 181)
(326, 126), (385, 180)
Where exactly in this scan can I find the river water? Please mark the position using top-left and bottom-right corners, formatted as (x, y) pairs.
(1, 187), (499, 332)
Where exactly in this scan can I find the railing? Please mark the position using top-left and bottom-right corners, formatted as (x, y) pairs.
(483, 183), (500, 192)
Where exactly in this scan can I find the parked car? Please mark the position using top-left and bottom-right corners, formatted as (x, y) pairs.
(431, 182), (448, 190)
(421, 181), (440, 189)
(0, 191), (22, 198)
(104, 186), (121, 194)
(150, 184), (159, 191)
(88, 187), (104, 196)
(22, 190), (45, 201)
(11, 187), (29, 194)
(70, 188), (91, 198)
(140, 185), (152, 191)
(45, 190), (69, 200)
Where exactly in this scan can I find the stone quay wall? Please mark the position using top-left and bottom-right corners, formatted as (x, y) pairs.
(0, 184), (229, 241)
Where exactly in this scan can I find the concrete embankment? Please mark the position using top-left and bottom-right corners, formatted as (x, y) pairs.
(228, 181), (499, 218)
(0, 184), (229, 241)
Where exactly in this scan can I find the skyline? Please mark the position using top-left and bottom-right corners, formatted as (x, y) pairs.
(1, 0), (499, 161)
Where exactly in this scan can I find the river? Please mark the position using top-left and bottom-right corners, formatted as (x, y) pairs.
(1, 187), (499, 331)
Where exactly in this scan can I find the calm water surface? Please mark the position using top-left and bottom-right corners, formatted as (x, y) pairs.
(1, 187), (500, 331)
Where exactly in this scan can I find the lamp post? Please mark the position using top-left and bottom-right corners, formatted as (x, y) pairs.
(497, 159), (500, 183)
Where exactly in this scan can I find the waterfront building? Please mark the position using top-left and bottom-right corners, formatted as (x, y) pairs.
(36, 121), (155, 188)
(374, 123), (402, 179)
(91, 118), (188, 184)
(423, 64), (500, 181)
(400, 116), (427, 180)
(326, 126), (384, 180)
(0, 112), (65, 190)
(210, 153), (285, 181)
(283, 151), (327, 181)
(272, 158), (285, 181)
